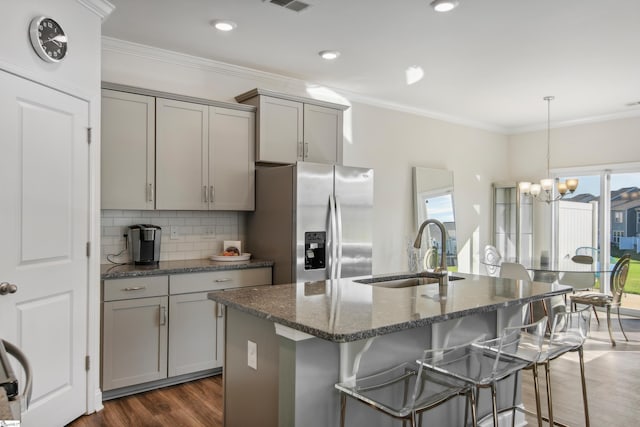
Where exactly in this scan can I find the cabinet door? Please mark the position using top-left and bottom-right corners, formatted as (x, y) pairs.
(102, 296), (168, 391)
(303, 103), (343, 165)
(257, 96), (302, 164)
(156, 98), (209, 210)
(168, 292), (221, 376)
(101, 90), (155, 209)
(209, 107), (255, 210)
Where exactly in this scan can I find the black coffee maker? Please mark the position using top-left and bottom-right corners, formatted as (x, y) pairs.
(127, 224), (162, 265)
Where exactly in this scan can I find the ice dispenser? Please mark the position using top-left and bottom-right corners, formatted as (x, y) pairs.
(304, 231), (326, 270)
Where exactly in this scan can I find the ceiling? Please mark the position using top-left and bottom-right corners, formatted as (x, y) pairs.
(101, 0), (640, 134)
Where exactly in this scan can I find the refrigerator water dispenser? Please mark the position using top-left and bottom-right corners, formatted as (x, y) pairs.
(304, 232), (326, 270)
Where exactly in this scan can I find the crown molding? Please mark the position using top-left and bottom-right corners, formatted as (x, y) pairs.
(102, 37), (509, 134)
(77, 0), (115, 20)
(102, 37), (303, 89)
(508, 109), (640, 135)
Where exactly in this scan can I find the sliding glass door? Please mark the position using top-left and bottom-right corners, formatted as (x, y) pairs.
(555, 168), (640, 316)
(610, 172), (640, 315)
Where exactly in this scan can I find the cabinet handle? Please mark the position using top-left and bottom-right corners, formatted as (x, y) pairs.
(209, 186), (215, 203)
(148, 183), (154, 202)
(216, 303), (225, 318)
(214, 278), (232, 283)
(159, 306), (167, 326)
(122, 286), (146, 291)
(203, 185), (209, 203)
(304, 142), (309, 159)
(297, 141), (304, 159)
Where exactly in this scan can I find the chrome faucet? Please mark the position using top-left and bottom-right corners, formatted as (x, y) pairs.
(414, 219), (448, 284)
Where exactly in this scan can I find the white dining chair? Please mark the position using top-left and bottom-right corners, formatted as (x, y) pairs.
(499, 262), (531, 282)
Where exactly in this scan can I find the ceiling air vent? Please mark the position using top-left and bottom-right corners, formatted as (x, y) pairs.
(264, 0), (311, 13)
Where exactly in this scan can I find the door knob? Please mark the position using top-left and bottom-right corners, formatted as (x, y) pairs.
(0, 282), (18, 295)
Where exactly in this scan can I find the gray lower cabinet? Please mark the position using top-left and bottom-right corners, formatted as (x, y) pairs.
(101, 276), (169, 391)
(168, 291), (223, 376)
(101, 267), (272, 395)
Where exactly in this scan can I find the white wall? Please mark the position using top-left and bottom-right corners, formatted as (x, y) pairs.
(101, 39), (510, 275)
(342, 102), (510, 274)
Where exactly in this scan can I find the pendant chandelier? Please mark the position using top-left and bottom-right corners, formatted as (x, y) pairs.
(519, 96), (578, 203)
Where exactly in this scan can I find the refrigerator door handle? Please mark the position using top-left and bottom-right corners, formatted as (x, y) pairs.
(329, 194), (338, 280)
(335, 196), (344, 279)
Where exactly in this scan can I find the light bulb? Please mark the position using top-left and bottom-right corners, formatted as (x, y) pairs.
(557, 182), (568, 195)
(530, 184), (542, 197)
(211, 20), (237, 32)
(431, 0), (459, 12)
(319, 50), (340, 60)
(566, 178), (579, 192)
(519, 181), (532, 194)
(540, 179), (554, 192)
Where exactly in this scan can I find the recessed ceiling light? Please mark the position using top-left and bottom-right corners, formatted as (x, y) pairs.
(319, 50), (340, 60)
(211, 20), (237, 32)
(430, 0), (459, 12)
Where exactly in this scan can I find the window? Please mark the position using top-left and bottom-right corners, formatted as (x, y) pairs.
(612, 231), (624, 245)
(614, 211), (624, 223)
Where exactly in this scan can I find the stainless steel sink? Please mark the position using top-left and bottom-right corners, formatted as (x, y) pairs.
(354, 273), (464, 288)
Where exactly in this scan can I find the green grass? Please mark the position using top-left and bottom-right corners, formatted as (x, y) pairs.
(600, 256), (640, 295)
(624, 258), (640, 294)
(587, 257), (640, 295)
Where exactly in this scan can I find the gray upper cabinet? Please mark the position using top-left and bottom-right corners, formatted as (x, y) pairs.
(101, 84), (256, 211)
(153, 98), (256, 211)
(156, 98), (209, 210)
(303, 103), (343, 164)
(101, 90), (155, 210)
(209, 107), (255, 210)
(236, 88), (348, 165)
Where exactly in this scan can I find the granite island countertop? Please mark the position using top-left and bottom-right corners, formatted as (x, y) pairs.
(101, 258), (274, 280)
(208, 271), (572, 343)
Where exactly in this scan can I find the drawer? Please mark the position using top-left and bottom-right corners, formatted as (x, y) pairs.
(103, 276), (169, 301)
(170, 267), (272, 294)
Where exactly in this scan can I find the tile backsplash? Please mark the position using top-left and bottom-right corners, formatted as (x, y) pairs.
(101, 210), (246, 264)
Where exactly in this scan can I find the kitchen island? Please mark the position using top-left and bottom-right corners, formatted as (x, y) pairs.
(209, 272), (571, 427)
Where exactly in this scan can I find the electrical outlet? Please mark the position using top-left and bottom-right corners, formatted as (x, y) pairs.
(247, 340), (257, 370)
(203, 226), (216, 239)
(170, 226), (179, 240)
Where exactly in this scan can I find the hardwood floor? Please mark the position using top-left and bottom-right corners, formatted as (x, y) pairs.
(68, 316), (640, 427)
(67, 376), (223, 427)
(521, 315), (640, 426)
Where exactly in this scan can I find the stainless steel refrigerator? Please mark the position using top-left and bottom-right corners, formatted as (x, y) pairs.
(247, 162), (374, 285)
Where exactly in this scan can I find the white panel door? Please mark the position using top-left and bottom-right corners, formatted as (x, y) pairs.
(0, 71), (89, 426)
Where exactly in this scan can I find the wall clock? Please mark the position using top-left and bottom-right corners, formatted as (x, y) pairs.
(29, 16), (68, 63)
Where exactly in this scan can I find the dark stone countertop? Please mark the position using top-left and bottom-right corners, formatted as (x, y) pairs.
(208, 272), (572, 343)
(101, 258), (274, 280)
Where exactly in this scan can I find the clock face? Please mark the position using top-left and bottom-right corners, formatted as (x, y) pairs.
(29, 16), (67, 63)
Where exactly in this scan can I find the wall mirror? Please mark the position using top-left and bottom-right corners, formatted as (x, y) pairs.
(413, 167), (458, 270)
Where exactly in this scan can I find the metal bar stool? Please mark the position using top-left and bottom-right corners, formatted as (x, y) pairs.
(528, 304), (592, 427)
(335, 340), (481, 427)
(422, 317), (548, 427)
